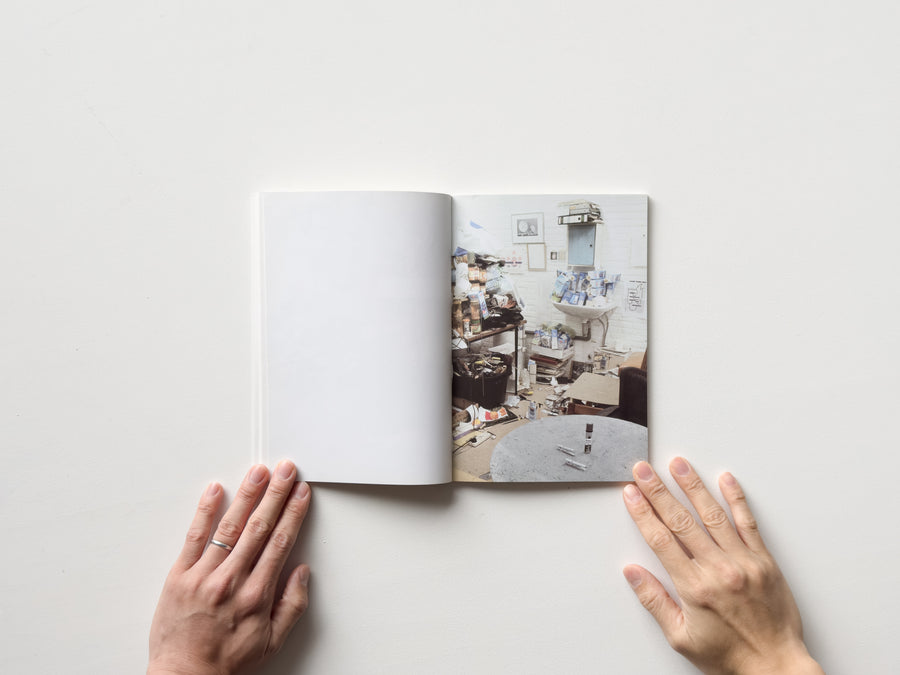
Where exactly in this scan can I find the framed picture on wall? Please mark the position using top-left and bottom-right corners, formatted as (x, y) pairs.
(511, 212), (544, 243)
(527, 243), (546, 270)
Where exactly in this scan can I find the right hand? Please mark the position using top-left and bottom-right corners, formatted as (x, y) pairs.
(622, 458), (824, 675)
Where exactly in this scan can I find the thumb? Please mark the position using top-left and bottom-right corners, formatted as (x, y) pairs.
(623, 565), (684, 640)
(269, 564), (310, 653)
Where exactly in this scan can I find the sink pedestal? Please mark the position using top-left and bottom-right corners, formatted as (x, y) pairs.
(551, 301), (617, 347)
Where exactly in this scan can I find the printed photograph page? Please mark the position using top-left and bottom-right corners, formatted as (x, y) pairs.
(261, 192), (451, 485)
(449, 194), (648, 483)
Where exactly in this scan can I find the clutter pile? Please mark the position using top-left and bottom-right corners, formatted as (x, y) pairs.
(452, 352), (513, 409)
(451, 353), (518, 452)
(532, 324), (573, 351)
(551, 269), (621, 307)
(529, 323), (575, 382)
(452, 250), (523, 337)
(590, 348), (627, 375)
(454, 352), (509, 379)
(541, 390), (569, 416)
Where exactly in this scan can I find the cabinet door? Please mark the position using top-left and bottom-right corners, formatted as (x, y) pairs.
(567, 224), (596, 266)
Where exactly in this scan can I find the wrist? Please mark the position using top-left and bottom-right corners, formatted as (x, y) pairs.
(147, 659), (222, 675)
(741, 643), (824, 675)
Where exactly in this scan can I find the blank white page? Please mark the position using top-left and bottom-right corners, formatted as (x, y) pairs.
(260, 192), (451, 485)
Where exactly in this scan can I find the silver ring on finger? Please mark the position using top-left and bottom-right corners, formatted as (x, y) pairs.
(210, 538), (234, 552)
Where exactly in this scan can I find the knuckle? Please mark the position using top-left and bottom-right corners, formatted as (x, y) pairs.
(266, 481), (292, 500)
(760, 555), (779, 578)
(284, 494), (310, 518)
(237, 483), (261, 503)
(648, 528), (674, 552)
(744, 557), (772, 588)
(681, 474), (705, 495)
(629, 494), (654, 518)
(738, 513), (760, 535)
(180, 570), (203, 594)
(715, 563), (746, 592)
(206, 574), (235, 605)
(286, 588), (309, 615)
(184, 526), (207, 547)
(238, 583), (270, 612)
(645, 480), (671, 502)
(216, 518), (242, 541)
(638, 588), (664, 614)
(724, 568), (746, 592)
(683, 581), (715, 608)
(667, 508), (696, 536)
(730, 489), (748, 508)
(701, 506), (730, 529)
(268, 529), (295, 556)
(246, 515), (274, 539)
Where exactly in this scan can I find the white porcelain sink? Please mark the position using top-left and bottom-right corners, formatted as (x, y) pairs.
(552, 300), (616, 321)
(552, 300), (617, 344)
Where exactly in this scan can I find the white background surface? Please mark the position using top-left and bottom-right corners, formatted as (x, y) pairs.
(2, 2), (898, 673)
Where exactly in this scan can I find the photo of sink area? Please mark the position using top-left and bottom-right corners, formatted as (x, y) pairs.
(552, 299), (617, 349)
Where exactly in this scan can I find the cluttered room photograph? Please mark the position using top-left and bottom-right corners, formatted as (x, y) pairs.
(450, 195), (648, 482)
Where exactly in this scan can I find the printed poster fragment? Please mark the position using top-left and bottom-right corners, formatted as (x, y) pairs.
(625, 280), (647, 318)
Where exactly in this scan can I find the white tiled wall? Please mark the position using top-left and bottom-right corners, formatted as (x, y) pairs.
(452, 194), (648, 358)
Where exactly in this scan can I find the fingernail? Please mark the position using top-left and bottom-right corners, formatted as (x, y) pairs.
(624, 484), (642, 503)
(298, 566), (310, 585)
(276, 460), (295, 480)
(296, 481), (310, 499)
(249, 464), (268, 484)
(205, 482), (221, 497)
(634, 462), (653, 481)
(722, 472), (737, 486)
(671, 457), (690, 476)
(624, 567), (643, 588)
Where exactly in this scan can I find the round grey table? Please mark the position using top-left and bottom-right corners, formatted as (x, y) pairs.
(490, 415), (648, 482)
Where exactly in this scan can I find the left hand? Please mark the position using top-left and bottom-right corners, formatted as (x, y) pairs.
(148, 460), (312, 675)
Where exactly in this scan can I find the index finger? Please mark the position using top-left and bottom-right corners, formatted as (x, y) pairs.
(667, 457), (743, 553)
(632, 461), (722, 560)
(623, 483), (695, 580)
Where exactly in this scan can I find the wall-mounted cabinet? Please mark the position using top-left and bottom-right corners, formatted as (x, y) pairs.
(567, 223), (596, 266)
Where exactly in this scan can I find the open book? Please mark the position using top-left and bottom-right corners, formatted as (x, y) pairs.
(257, 192), (648, 485)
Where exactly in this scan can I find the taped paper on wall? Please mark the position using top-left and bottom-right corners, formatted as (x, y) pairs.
(625, 280), (647, 318)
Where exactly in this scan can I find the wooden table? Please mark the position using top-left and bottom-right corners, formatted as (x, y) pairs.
(489, 414), (648, 482)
